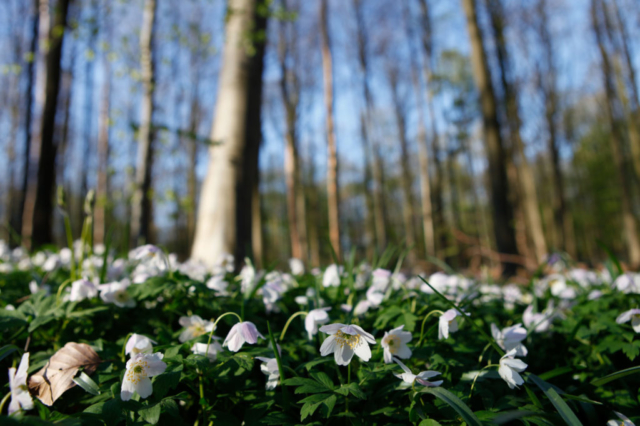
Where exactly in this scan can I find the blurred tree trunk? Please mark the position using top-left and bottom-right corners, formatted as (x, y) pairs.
(417, 0), (446, 258)
(94, 23), (111, 246)
(353, 0), (377, 257)
(25, 0), (70, 249)
(11, 0), (39, 247)
(319, 0), (341, 260)
(279, 0), (308, 263)
(487, 0), (547, 264)
(537, 0), (573, 256)
(191, 0), (267, 267)
(306, 144), (321, 267)
(403, 2), (435, 258)
(186, 95), (199, 249)
(130, 0), (157, 247)
(462, 0), (519, 275)
(591, 0), (640, 266)
(388, 68), (417, 261)
(372, 144), (388, 252)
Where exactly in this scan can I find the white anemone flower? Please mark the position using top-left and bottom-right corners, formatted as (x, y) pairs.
(8, 353), (33, 414)
(256, 357), (280, 390)
(206, 274), (229, 296)
(491, 323), (528, 356)
(289, 258), (305, 276)
(616, 309), (640, 333)
(523, 303), (555, 333)
(223, 321), (265, 352)
(69, 278), (98, 302)
(305, 308), (331, 339)
(121, 352), (167, 401)
(178, 315), (215, 342)
(498, 349), (528, 389)
(99, 279), (136, 308)
(125, 334), (156, 356)
(322, 264), (343, 287)
(393, 358), (442, 388)
(381, 325), (412, 363)
(319, 323), (376, 366)
(608, 411), (635, 426)
(191, 341), (223, 362)
(439, 309), (465, 340)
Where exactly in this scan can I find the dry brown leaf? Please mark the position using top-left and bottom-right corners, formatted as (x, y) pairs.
(28, 342), (102, 406)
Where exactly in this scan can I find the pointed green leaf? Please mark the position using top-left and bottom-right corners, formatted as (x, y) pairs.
(528, 374), (583, 426)
(419, 387), (482, 426)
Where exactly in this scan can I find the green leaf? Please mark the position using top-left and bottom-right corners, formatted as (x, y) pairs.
(491, 410), (544, 424)
(152, 371), (181, 399)
(622, 342), (639, 361)
(321, 394), (337, 418)
(0, 345), (20, 363)
(28, 314), (56, 332)
(310, 372), (334, 390)
(67, 306), (110, 318)
(419, 387), (482, 426)
(538, 366), (573, 381)
(591, 365), (640, 386)
(139, 403), (162, 424)
(419, 420), (442, 426)
(528, 374), (583, 426)
(73, 372), (100, 396)
(285, 377), (331, 394)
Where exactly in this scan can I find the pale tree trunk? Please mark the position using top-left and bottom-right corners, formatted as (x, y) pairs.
(487, 0), (548, 263)
(11, 0), (39, 247)
(319, 0), (341, 261)
(353, 0), (377, 256)
(592, 0), (640, 266)
(191, 0), (267, 267)
(417, 0), (446, 257)
(279, 1), (308, 263)
(403, 2), (435, 257)
(462, 0), (519, 276)
(130, 0), (157, 247)
(80, 0), (97, 222)
(537, 0), (573, 256)
(94, 30), (111, 246)
(26, 0), (70, 249)
(306, 144), (321, 267)
(609, 0), (640, 181)
(388, 68), (417, 260)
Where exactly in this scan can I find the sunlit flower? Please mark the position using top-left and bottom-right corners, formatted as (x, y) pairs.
(223, 321), (265, 352)
(381, 325), (412, 363)
(319, 323), (376, 366)
(125, 334), (156, 356)
(191, 341), (223, 362)
(121, 352), (167, 401)
(206, 274), (229, 296)
(393, 357), (442, 388)
(212, 253), (234, 275)
(238, 262), (262, 294)
(523, 303), (555, 333)
(131, 244), (163, 261)
(8, 353), (33, 414)
(498, 349), (527, 389)
(305, 308), (331, 339)
(616, 309), (640, 333)
(179, 315), (215, 342)
(322, 264), (343, 287)
(439, 309), (465, 340)
(256, 357), (280, 389)
(69, 277), (98, 302)
(607, 411), (635, 426)
(289, 258), (305, 276)
(491, 323), (528, 356)
(99, 279), (136, 308)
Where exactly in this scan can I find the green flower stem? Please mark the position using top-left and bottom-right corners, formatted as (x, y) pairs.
(469, 364), (498, 399)
(205, 312), (243, 355)
(279, 311), (308, 341)
(55, 278), (72, 305)
(417, 310), (444, 346)
(346, 363), (351, 413)
(120, 332), (133, 363)
(477, 342), (492, 364)
(267, 321), (289, 408)
(0, 391), (10, 414)
(63, 214), (76, 281)
(418, 276), (504, 356)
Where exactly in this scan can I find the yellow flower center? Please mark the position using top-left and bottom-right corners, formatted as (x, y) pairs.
(126, 361), (149, 384)
(116, 291), (129, 303)
(335, 330), (362, 350)
(382, 334), (401, 354)
(188, 324), (205, 337)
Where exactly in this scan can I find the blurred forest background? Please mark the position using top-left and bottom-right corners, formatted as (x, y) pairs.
(1, 0), (640, 277)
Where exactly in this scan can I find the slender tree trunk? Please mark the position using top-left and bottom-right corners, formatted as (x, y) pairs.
(130, 0), (157, 247)
(12, 0), (39, 247)
(487, 0), (547, 264)
(191, 0), (267, 267)
(94, 45), (111, 245)
(319, 0), (341, 260)
(417, 0), (446, 258)
(462, 0), (519, 275)
(592, 0), (640, 266)
(26, 0), (70, 249)
(403, 2), (435, 258)
(80, 0), (97, 222)
(186, 95), (199, 248)
(307, 145), (321, 267)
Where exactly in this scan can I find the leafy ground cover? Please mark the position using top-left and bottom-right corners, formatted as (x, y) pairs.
(1, 242), (639, 425)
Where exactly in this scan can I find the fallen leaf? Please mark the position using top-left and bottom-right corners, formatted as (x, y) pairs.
(28, 342), (102, 406)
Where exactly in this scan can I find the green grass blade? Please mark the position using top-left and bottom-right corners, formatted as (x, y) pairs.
(591, 365), (640, 387)
(419, 387), (481, 426)
(528, 374), (583, 426)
